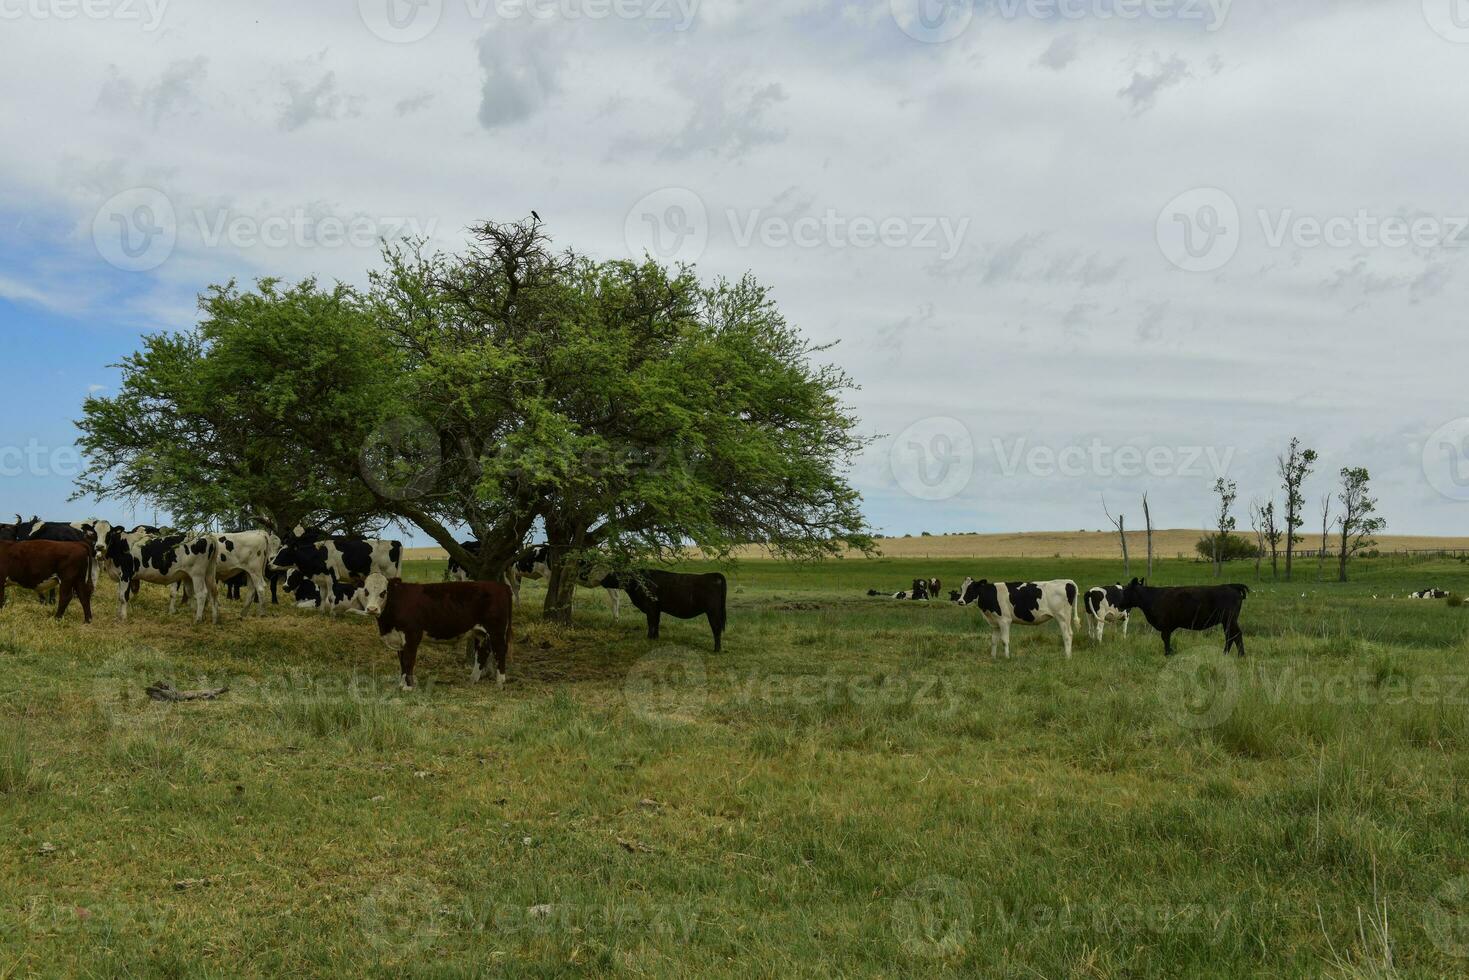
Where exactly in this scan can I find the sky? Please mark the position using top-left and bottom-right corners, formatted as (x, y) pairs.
(3, 0), (1469, 543)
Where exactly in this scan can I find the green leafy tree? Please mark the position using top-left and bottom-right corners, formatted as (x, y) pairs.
(74, 278), (393, 535)
(1336, 467), (1385, 582)
(369, 220), (874, 620)
(1277, 437), (1318, 581)
(1210, 477), (1238, 576)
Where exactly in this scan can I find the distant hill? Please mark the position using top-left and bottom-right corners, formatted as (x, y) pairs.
(405, 529), (1469, 563)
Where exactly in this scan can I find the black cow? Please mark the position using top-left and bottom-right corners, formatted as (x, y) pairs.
(606, 569), (727, 651)
(1118, 578), (1247, 657)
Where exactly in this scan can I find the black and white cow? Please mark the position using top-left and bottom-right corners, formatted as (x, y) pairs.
(284, 568), (369, 613)
(957, 577), (1080, 659)
(867, 578), (932, 601)
(272, 535), (402, 616)
(1083, 584), (1130, 642)
(174, 531), (280, 616)
(1410, 588), (1450, 599)
(99, 527), (220, 624)
(213, 530), (278, 615)
(508, 544), (551, 602)
(445, 540), (483, 582)
(496, 549), (622, 617)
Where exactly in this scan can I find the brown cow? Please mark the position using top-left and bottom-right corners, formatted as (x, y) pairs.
(0, 540), (94, 623)
(361, 573), (513, 690)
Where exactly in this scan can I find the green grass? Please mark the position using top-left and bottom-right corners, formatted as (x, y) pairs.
(2, 556), (1468, 977)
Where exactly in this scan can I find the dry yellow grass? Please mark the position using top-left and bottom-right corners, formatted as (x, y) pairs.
(406, 530), (1469, 563)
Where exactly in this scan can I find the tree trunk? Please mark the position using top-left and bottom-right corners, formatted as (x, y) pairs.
(541, 523), (586, 625)
(542, 562), (579, 625)
(1338, 520), (1351, 582)
(1118, 516), (1130, 577)
(1143, 494), (1154, 578)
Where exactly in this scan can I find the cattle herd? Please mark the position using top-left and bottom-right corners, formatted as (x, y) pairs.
(871, 573), (1249, 658)
(2, 513), (1458, 683)
(0, 516), (729, 691)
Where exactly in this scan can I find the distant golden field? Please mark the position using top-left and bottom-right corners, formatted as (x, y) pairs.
(404, 529), (1469, 563)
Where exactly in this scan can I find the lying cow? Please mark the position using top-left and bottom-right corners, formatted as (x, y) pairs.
(98, 527), (219, 624)
(957, 577), (1080, 659)
(0, 540), (94, 622)
(604, 569), (727, 651)
(361, 573), (513, 690)
(1084, 584), (1130, 642)
(272, 534), (402, 616)
(1410, 588), (1449, 600)
(1118, 578), (1247, 656)
(868, 578), (932, 601)
(284, 568), (369, 614)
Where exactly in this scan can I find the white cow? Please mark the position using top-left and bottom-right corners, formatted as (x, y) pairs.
(957, 577), (1080, 659)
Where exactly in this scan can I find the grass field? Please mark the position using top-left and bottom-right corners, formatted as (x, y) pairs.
(4, 554), (1469, 977)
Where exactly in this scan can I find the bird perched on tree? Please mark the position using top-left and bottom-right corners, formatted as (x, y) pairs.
(531, 210), (542, 223)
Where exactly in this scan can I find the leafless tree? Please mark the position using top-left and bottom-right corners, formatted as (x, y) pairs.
(1102, 494), (1129, 578)
(1142, 492), (1154, 578)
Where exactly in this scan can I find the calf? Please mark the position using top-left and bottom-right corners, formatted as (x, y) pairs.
(606, 569), (727, 651)
(1117, 577), (1247, 656)
(272, 536), (402, 616)
(1083, 584), (1130, 642)
(957, 577), (1080, 659)
(0, 540), (93, 622)
(99, 527), (219, 624)
(361, 573), (513, 690)
(1410, 588), (1449, 600)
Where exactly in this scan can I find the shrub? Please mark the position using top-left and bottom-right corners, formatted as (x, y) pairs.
(1194, 533), (1261, 563)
